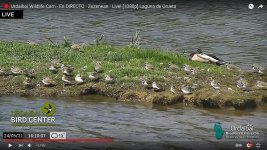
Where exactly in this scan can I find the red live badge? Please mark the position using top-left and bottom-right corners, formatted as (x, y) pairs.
(4, 3), (10, 9)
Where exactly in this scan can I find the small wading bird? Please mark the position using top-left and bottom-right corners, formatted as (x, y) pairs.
(105, 75), (114, 83)
(0, 68), (11, 76)
(24, 69), (36, 78)
(61, 64), (73, 75)
(170, 85), (176, 94)
(50, 58), (61, 66)
(141, 80), (153, 89)
(152, 82), (163, 92)
(0, 68), (5, 75)
(144, 63), (154, 70)
(42, 77), (56, 87)
(71, 43), (84, 50)
(10, 66), (23, 75)
(256, 81), (267, 88)
(49, 65), (58, 74)
(191, 84), (199, 90)
(95, 62), (103, 73)
(23, 77), (34, 89)
(75, 74), (85, 84)
(190, 49), (226, 65)
(181, 86), (192, 94)
(183, 76), (191, 82)
(236, 78), (251, 91)
(191, 68), (198, 75)
(225, 63), (240, 71)
(62, 74), (73, 85)
(236, 78), (247, 89)
(88, 72), (100, 82)
(27, 41), (37, 45)
(167, 63), (179, 71)
(252, 64), (264, 74)
(210, 78), (220, 90)
(183, 64), (193, 72)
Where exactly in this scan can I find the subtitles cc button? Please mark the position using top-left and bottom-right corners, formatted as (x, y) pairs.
(0, 10), (23, 19)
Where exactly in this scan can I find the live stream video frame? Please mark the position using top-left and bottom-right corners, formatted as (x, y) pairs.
(0, 0), (266, 150)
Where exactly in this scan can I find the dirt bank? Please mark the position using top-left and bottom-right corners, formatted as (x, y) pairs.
(0, 71), (266, 110)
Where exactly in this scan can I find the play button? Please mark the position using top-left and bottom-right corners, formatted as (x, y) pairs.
(8, 143), (12, 148)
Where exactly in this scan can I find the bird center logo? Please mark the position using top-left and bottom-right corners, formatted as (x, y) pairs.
(41, 102), (56, 116)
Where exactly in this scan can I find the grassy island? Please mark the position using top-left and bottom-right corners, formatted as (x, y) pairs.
(0, 41), (266, 109)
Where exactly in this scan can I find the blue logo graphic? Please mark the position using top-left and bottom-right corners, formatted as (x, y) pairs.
(214, 122), (224, 139)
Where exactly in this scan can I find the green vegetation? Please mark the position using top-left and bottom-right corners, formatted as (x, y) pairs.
(0, 41), (266, 109)
(0, 41), (223, 84)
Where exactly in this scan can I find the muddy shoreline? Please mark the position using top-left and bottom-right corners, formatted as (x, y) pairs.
(1, 74), (266, 110)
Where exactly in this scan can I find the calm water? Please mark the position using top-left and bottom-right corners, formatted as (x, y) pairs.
(0, 1), (267, 149)
(0, 96), (267, 149)
(0, 1), (266, 69)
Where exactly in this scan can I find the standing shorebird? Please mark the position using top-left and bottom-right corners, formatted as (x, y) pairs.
(141, 80), (153, 89)
(256, 81), (267, 88)
(24, 69), (36, 78)
(71, 43), (84, 50)
(183, 76), (191, 82)
(236, 78), (247, 89)
(61, 64), (73, 75)
(225, 63), (240, 71)
(50, 58), (61, 66)
(210, 79), (220, 90)
(170, 85), (176, 94)
(105, 75), (114, 83)
(152, 82), (163, 92)
(42, 77), (56, 87)
(183, 64), (193, 72)
(49, 65), (58, 74)
(191, 84), (199, 90)
(88, 72), (100, 82)
(252, 64), (264, 74)
(181, 86), (192, 94)
(0, 68), (5, 75)
(95, 62), (103, 73)
(23, 77), (34, 88)
(75, 74), (85, 84)
(10, 66), (23, 75)
(27, 41), (36, 45)
(62, 74), (73, 85)
(0, 68), (11, 76)
(167, 64), (179, 71)
(144, 63), (154, 70)
(152, 82), (160, 90)
(191, 68), (200, 75)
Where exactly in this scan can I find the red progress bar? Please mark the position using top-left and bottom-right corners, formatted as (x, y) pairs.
(4, 138), (114, 143)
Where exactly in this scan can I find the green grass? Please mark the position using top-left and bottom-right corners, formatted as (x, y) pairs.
(0, 41), (223, 83)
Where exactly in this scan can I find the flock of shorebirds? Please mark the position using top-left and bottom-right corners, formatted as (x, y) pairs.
(42, 60), (115, 87)
(0, 48), (266, 95)
(141, 48), (267, 94)
(0, 59), (114, 89)
(141, 62), (267, 94)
